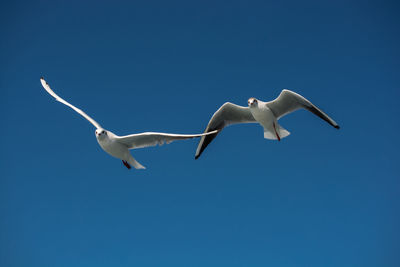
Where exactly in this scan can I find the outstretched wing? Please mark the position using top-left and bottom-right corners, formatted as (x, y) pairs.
(195, 102), (256, 159)
(40, 77), (102, 129)
(115, 131), (218, 150)
(266, 89), (340, 129)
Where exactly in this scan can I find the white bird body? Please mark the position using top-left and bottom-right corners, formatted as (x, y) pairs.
(96, 130), (119, 157)
(195, 89), (340, 159)
(40, 77), (216, 170)
(248, 98), (290, 141)
(96, 129), (145, 169)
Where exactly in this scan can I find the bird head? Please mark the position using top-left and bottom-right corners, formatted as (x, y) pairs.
(248, 97), (258, 107)
(95, 129), (108, 139)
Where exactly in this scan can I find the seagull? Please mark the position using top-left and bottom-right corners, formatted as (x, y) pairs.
(195, 89), (340, 159)
(40, 77), (217, 170)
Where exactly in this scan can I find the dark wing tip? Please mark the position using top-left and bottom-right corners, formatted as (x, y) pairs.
(194, 128), (221, 160)
(195, 144), (206, 160)
(306, 105), (340, 130)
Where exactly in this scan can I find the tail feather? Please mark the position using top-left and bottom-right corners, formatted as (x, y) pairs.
(277, 125), (290, 139)
(264, 124), (290, 140)
(127, 156), (146, 170)
(264, 130), (279, 140)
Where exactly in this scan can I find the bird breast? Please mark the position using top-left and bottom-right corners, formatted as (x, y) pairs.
(249, 105), (276, 128)
(97, 136), (128, 159)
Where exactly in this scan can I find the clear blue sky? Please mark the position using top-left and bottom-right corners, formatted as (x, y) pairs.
(1, 1), (399, 266)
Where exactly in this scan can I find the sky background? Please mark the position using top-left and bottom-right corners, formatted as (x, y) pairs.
(1, 0), (399, 266)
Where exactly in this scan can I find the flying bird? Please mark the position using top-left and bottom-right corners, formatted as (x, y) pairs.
(195, 89), (340, 159)
(40, 77), (217, 169)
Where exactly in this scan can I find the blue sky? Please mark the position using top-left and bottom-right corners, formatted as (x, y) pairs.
(1, 0), (399, 266)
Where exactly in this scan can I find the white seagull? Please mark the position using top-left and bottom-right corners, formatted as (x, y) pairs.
(195, 89), (340, 159)
(40, 77), (217, 169)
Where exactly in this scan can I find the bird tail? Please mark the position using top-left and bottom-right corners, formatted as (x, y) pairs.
(264, 124), (290, 140)
(127, 155), (146, 170)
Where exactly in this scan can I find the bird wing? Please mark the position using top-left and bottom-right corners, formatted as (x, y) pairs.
(195, 102), (256, 159)
(40, 77), (102, 129)
(115, 130), (219, 150)
(266, 89), (340, 129)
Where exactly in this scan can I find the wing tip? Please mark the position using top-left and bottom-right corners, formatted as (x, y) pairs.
(40, 77), (47, 86)
(194, 143), (203, 160)
(334, 125), (340, 129)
